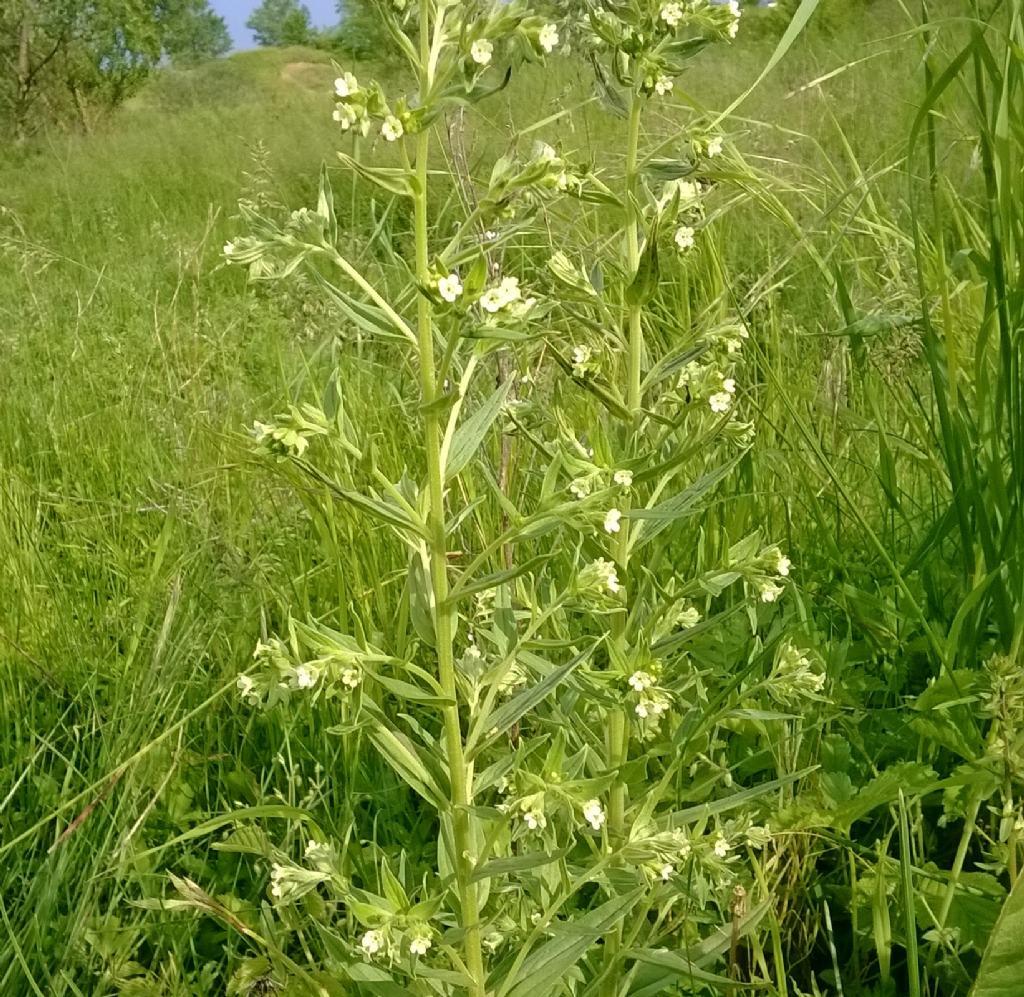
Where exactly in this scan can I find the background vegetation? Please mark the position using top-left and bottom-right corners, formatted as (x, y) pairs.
(1, 0), (1022, 994)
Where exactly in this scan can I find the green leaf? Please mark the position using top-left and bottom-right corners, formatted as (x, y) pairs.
(445, 378), (513, 481)
(367, 722), (448, 810)
(633, 458), (739, 548)
(660, 769), (816, 830)
(471, 848), (570, 884)
(629, 948), (758, 990)
(468, 643), (597, 757)
(310, 270), (400, 341)
(971, 873), (1024, 997)
(625, 221), (660, 308)
(337, 152), (413, 197)
(368, 670), (454, 708)
(498, 888), (644, 997)
(833, 763), (940, 830)
(446, 554), (553, 608)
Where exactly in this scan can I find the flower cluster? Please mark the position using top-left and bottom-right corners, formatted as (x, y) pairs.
(251, 403), (331, 458)
(332, 70), (409, 143)
(480, 275), (527, 314)
(237, 627), (368, 710)
(769, 642), (826, 704)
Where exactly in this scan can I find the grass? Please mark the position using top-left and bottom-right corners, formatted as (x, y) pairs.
(1, 1), (1020, 992)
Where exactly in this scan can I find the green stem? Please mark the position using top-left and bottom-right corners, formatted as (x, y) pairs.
(625, 93), (644, 420)
(602, 89), (645, 997)
(411, 5), (483, 993)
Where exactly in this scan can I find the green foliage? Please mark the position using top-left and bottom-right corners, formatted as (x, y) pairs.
(331, 0), (401, 61)
(0, 0), (230, 139)
(2, 0), (1023, 994)
(247, 0), (314, 47)
(163, 0), (232, 63)
(972, 874), (1024, 997)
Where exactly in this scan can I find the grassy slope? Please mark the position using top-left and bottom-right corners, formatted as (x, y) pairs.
(0, 8), (971, 991)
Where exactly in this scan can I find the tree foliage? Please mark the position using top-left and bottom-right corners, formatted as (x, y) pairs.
(0, 0), (231, 140)
(246, 0), (313, 47)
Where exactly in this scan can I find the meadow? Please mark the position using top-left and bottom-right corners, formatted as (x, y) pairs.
(1, 1), (1022, 994)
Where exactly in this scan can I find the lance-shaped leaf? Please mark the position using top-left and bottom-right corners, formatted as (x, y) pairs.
(310, 269), (404, 342)
(444, 554), (553, 610)
(498, 888), (645, 997)
(444, 378), (513, 481)
(471, 848), (570, 884)
(628, 900), (770, 994)
(632, 458), (739, 549)
(337, 152), (413, 198)
(467, 642), (597, 757)
(296, 459), (427, 540)
(366, 716), (449, 811)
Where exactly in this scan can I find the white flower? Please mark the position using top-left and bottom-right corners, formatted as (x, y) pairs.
(660, 863), (674, 882)
(707, 136), (724, 157)
(293, 664), (318, 689)
(334, 73), (358, 97)
(714, 834), (731, 858)
(361, 930), (384, 956)
(333, 104), (358, 130)
(223, 241), (236, 257)
(539, 23), (560, 53)
(614, 469), (633, 489)
(727, 18), (740, 38)
(759, 579), (784, 603)
(709, 392), (732, 413)
(660, 2), (684, 27)
(479, 288), (504, 313)
(593, 558), (620, 594)
(237, 673), (256, 701)
(654, 75), (674, 96)
(381, 115), (404, 142)
(498, 275), (521, 303)
(571, 344), (593, 377)
(722, 377), (737, 394)
(582, 799), (606, 831)
(305, 839), (332, 864)
(677, 605), (701, 628)
(629, 670), (654, 693)
(523, 808), (547, 831)
(470, 38), (493, 65)
(438, 273), (463, 302)
(775, 552), (791, 576)
(270, 863), (286, 897)
(674, 226), (695, 252)
(604, 508), (622, 534)
(341, 667), (361, 690)
(569, 477), (590, 499)
(409, 934), (431, 956)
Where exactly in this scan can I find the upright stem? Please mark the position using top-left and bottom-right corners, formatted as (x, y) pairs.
(602, 89), (645, 997)
(412, 5), (484, 993)
(624, 92), (644, 420)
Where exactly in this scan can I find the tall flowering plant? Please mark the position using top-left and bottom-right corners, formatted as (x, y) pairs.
(212, 2), (813, 994)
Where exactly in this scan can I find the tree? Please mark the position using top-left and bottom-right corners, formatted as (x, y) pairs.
(163, 0), (232, 63)
(246, 0), (313, 47)
(332, 0), (399, 60)
(0, 0), (231, 141)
